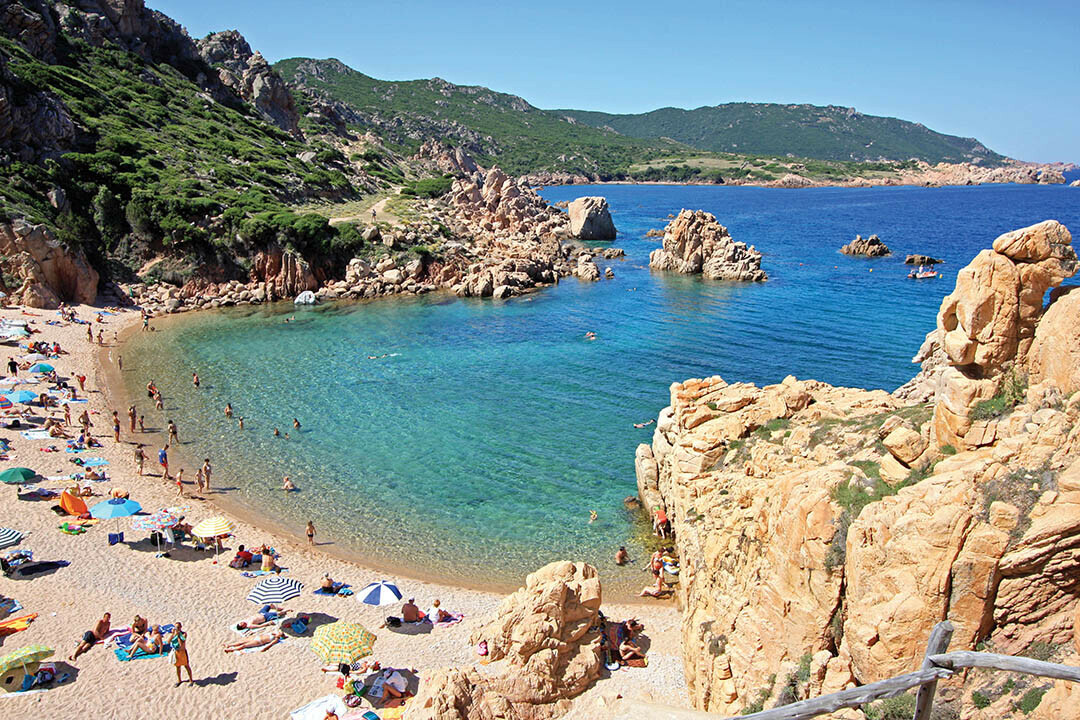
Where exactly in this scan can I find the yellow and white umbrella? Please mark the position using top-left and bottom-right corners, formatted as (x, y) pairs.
(311, 621), (376, 665)
(191, 516), (235, 564)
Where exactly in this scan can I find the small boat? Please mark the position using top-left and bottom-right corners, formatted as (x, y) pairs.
(908, 271), (939, 279)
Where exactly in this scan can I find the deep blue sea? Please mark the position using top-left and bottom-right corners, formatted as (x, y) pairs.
(121, 183), (1080, 595)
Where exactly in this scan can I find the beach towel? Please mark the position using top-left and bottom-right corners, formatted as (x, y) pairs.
(113, 646), (169, 662)
(19, 430), (51, 440)
(81, 457), (108, 467)
(290, 694), (347, 720)
(434, 612), (464, 627)
(623, 657), (648, 668)
(313, 582), (351, 596)
(97, 626), (130, 645)
(59, 399), (87, 404)
(0, 597), (23, 617)
(0, 613), (37, 635)
(242, 636), (286, 653)
(111, 624), (174, 650)
(240, 569), (288, 577)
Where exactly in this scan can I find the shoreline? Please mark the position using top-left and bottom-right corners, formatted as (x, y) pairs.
(0, 302), (685, 718)
(100, 305), (663, 603)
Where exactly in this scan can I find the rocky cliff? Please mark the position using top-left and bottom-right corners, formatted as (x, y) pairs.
(637, 220), (1080, 718)
(0, 219), (98, 306)
(649, 210), (767, 282)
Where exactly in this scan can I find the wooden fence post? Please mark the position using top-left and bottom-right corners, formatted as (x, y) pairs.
(912, 621), (955, 720)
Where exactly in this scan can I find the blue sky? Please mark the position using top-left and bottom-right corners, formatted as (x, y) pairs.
(152, 0), (1079, 163)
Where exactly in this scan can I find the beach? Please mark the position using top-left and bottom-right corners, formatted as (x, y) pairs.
(0, 304), (685, 719)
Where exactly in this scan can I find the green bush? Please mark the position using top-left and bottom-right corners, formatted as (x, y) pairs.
(1016, 688), (1046, 714)
(401, 175), (454, 198)
(864, 693), (916, 720)
(970, 370), (1028, 421)
(971, 691), (990, 709)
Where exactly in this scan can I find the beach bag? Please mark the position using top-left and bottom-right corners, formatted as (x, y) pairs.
(108, 531), (124, 545)
(385, 616), (401, 628)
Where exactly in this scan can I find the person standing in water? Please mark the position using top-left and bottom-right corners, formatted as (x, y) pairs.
(127, 404), (136, 433)
(192, 371), (200, 389)
(167, 419), (179, 444)
(224, 403), (233, 418)
(201, 458), (212, 492)
(306, 521), (316, 545)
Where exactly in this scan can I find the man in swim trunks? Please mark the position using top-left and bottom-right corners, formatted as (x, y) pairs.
(236, 604), (288, 630)
(70, 612), (110, 662)
(401, 598), (421, 623)
(159, 444), (170, 480)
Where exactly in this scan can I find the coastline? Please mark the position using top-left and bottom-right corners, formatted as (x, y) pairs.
(0, 302), (685, 719)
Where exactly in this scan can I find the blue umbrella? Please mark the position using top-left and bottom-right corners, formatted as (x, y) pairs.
(28, 363), (54, 374)
(90, 497), (143, 535)
(3, 390), (37, 404)
(357, 580), (402, 606)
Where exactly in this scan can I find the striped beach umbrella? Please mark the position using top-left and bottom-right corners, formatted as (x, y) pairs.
(0, 645), (52, 675)
(247, 576), (303, 605)
(191, 516), (235, 538)
(0, 468), (36, 485)
(311, 621), (376, 665)
(357, 580), (402, 607)
(0, 397), (11, 410)
(0, 528), (23, 549)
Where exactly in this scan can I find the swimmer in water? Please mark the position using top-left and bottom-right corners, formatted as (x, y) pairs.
(633, 419), (655, 429)
(273, 428), (280, 437)
(589, 510), (598, 524)
(282, 475), (295, 491)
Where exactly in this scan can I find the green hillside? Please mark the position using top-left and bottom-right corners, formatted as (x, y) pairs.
(0, 33), (365, 283)
(275, 57), (678, 176)
(557, 103), (1004, 165)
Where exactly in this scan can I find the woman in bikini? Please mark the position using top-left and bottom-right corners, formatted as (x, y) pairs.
(223, 628), (284, 653)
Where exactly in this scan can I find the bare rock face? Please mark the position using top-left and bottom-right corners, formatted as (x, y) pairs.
(932, 220), (1076, 450)
(414, 138), (480, 177)
(0, 219), (99, 307)
(197, 31), (299, 135)
(840, 234), (890, 257)
(649, 209), (767, 282)
(905, 254), (944, 265)
(1028, 288), (1080, 395)
(406, 561), (602, 720)
(250, 246), (319, 299)
(567, 196), (616, 240)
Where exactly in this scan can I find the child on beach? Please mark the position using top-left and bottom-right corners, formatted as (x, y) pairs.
(306, 521), (316, 545)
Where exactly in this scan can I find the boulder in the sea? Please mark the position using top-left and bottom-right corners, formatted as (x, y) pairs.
(905, 254), (944, 265)
(840, 234), (891, 257)
(567, 196), (616, 240)
(0, 219), (99, 308)
(649, 209), (767, 282)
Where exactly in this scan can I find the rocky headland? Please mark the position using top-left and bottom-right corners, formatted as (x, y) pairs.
(839, 234), (890, 257)
(633, 219), (1080, 719)
(649, 209), (767, 282)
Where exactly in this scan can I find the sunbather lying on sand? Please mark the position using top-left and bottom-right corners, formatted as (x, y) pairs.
(236, 604), (287, 630)
(223, 628), (284, 653)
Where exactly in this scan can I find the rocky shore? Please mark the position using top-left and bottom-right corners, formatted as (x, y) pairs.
(634, 219), (1080, 719)
(649, 209), (767, 282)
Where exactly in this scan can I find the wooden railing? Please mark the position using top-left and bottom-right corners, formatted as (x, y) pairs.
(613, 621), (1080, 720)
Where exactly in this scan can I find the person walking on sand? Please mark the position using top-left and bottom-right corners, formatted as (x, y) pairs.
(118, 354), (122, 371)
(112, 411), (121, 443)
(69, 612), (111, 663)
(167, 419), (179, 444)
(76, 373), (86, 392)
(97, 329), (104, 345)
(86, 325), (93, 343)
(195, 466), (205, 494)
(175, 468), (185, 498)
(159, 444), (170, 480)
(192, 371), (200, 389)
(6, 356), (17, 377)
(306, 520), (316, 545)
(138, 414), (145, 433)
(64, 403), (71, 427)
(134, 444), (145, 476)
(169, 622), (192, 686)
(127, 404), (136, 432)
(202, 458), (212, 491)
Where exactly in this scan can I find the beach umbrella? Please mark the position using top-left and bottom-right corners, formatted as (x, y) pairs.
(132, 510), (179, 556)
(3, 390), (36, 404)
(311, 621), (376, 665)
(0, 528), (23, 549)
(0, 645), (52, 676)
(357, 580), (402, 607)
(191, 516), (235, 564)
(27, 363), (53, 374)
(0, 468), (36, 485)
(247, 576), (304, 605)
(90, 497), (142, 535)
(0, 397), (10, 410)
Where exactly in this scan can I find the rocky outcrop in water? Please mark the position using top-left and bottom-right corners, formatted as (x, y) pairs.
(0, 219), (99, 307)
(840, 234), (890, 257)
(905, 253), (943, 265)
(567, 197), (616, 240)
(649, 210), (766, 282)
(406, 561), (602, 720)
(637, 220), (1080, 719)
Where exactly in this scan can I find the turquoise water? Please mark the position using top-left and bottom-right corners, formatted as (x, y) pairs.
(121, 183), (1080, 595)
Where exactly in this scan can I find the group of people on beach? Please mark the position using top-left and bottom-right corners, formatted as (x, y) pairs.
(67, 612), (192, 686)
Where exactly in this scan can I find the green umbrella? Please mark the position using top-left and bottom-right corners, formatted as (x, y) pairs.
(0, 467), (36, 485)
(0, 644), (52, 675)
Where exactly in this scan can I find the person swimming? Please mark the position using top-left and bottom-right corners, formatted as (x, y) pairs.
(633, 419), (655, 429)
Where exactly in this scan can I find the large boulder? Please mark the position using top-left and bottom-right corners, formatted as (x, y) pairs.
(649, 209), (767, 282)
(840, 234), (891, 257)
(1027, 288), (1080, 394)
(251, 246), (319, 299)
(407, 562), (602, 720)
(0, 219), (99, 307)
(567, 197), (616, 240)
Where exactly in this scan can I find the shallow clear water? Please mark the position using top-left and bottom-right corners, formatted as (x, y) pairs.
(121, 183), (1080, 596)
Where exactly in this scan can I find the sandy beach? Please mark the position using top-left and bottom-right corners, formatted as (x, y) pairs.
(0, 303), (685, 719)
